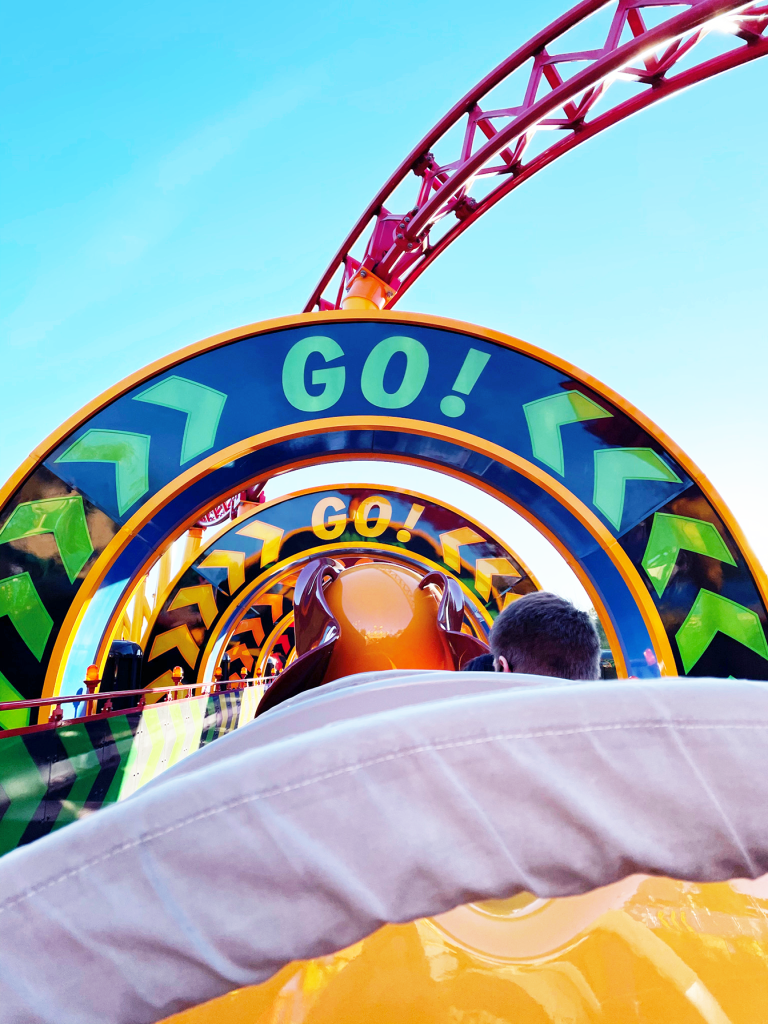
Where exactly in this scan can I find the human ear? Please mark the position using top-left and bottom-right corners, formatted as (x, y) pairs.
(496, 655), (511, 673)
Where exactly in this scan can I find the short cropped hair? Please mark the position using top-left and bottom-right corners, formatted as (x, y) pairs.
(489, 592), (600, 680)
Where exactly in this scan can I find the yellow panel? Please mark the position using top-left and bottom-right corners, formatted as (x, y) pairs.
(474, 557), (522, 602)
(198, 550), (245, 595)
(164, 876), (768, 1023)
(148, 624), (199, 667)
(236, 520), (285, 567)
(439, 527), (484, 573)
(170, 585), (218, 629)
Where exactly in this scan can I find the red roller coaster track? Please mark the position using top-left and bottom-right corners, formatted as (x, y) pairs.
(307, 0), (768, 312)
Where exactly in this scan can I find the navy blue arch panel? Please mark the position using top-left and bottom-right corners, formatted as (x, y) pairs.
(0, 316), (759, 701)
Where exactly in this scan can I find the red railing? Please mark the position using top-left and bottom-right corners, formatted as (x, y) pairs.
(0, 677), (270, 729)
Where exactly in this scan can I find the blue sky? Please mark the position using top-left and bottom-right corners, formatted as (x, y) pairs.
(2, 0), (767, 601)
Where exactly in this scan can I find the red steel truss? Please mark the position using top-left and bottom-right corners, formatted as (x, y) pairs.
(307, 0), (768, 311)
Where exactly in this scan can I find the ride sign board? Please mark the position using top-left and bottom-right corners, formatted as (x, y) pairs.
(0, 311), (766, 704)
(136, 484), (538, 693)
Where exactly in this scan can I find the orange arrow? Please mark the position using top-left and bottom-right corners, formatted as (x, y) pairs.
(235, 617), (265, 645)
(198, 549), (245, 594)
(474, 558), (521, 602)
(227, 642), (254, 672)
(148, 624), (199, 667)
(253, 593), (284, 624)
(169, 584), (218, 628)
(236, 519), (285, 567)
(439, 527), (484, 572)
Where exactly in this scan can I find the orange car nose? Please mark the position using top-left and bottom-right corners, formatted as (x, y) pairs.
(324, 563), (453, 680)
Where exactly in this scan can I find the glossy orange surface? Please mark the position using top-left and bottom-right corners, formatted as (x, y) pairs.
(166, 875), (768, 1023)
(323, 563), (453, 680)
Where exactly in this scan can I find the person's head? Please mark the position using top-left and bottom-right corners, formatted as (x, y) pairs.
(464, 653), (495, 672)
(489, 592), (600, 680)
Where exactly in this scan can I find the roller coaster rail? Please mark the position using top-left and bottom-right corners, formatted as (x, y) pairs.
(307, 0), (768, 312)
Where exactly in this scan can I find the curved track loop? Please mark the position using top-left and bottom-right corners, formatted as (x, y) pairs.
(307, 0), (768, 311)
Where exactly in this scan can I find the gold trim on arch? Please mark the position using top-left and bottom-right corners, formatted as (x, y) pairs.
(14, 309), (756, 697)
(98, 482), (540, 675)
(4, 308), (761, 625)
(43, 413), (672, 696)
(197, 541), (500, 688)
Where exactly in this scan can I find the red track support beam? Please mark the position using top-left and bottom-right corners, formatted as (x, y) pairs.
(307, 0), (768, 311)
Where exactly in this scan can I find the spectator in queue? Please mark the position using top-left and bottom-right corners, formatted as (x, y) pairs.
(489, 591), (600, 680)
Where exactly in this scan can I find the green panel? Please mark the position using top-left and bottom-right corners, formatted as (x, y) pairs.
(137, 706), (168, 788)
(55, 429), (150, 516)
(166, 698), (206, 770)
(166, 701), (188, 768)
(103, 714), (140, 804)
(523, 391), (612, 476)
(51, 723), (101, 831)
(593, 448), (682, 530)
(0, 572), (53, 660)
(642, 513), (736, 598)
(134, 376), (227, 465)
(188, 695), (206, 744)
(0, 735), (47, 855)
(0, 671), (29, 730)
(0, 495), (93, 583)
(115, 723), (144, 801)
(676, 589), (768, 674)
(117, 698), (208, 799)
(202, 694), (218, 746)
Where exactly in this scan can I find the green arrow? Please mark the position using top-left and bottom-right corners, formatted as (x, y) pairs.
(676, 589), (768, 674)
(104, 713), (140, 804)
(0, 495), (93, 583)
(0, 670), (29, 730)
(642, 513), (736, 598)
(134, 375), (227, 464)
(523, 391), (613, 475)
(55, 429), (150, 516)
(0, 573), (53, 660)
(51, 722), (102, 831)
(593, 447), (682, 530)
(0, 735), (47, 854)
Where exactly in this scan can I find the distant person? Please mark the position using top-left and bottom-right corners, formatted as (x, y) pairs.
(489, 592), (600, 680)
(265, 653), (284, 678)
(465, 653), (495, 672)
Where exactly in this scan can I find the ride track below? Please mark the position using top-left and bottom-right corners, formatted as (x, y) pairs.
(307, 0), (768, 312)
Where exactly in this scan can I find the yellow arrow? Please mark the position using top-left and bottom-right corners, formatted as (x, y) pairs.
(236, 520), (285, 567)
(439, 527), (484, 572)
(146, 669), (175, 702)
(148, 624), (199, 667)
(474, 558), (522, 602)
(198, 549), (245, 594)
(169, 584), (218, 628)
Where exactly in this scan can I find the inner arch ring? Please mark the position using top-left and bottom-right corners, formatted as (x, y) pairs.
(48, 416), (675, 696)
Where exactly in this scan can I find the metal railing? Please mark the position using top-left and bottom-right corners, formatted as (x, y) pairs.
(0, 676), (271, 728)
